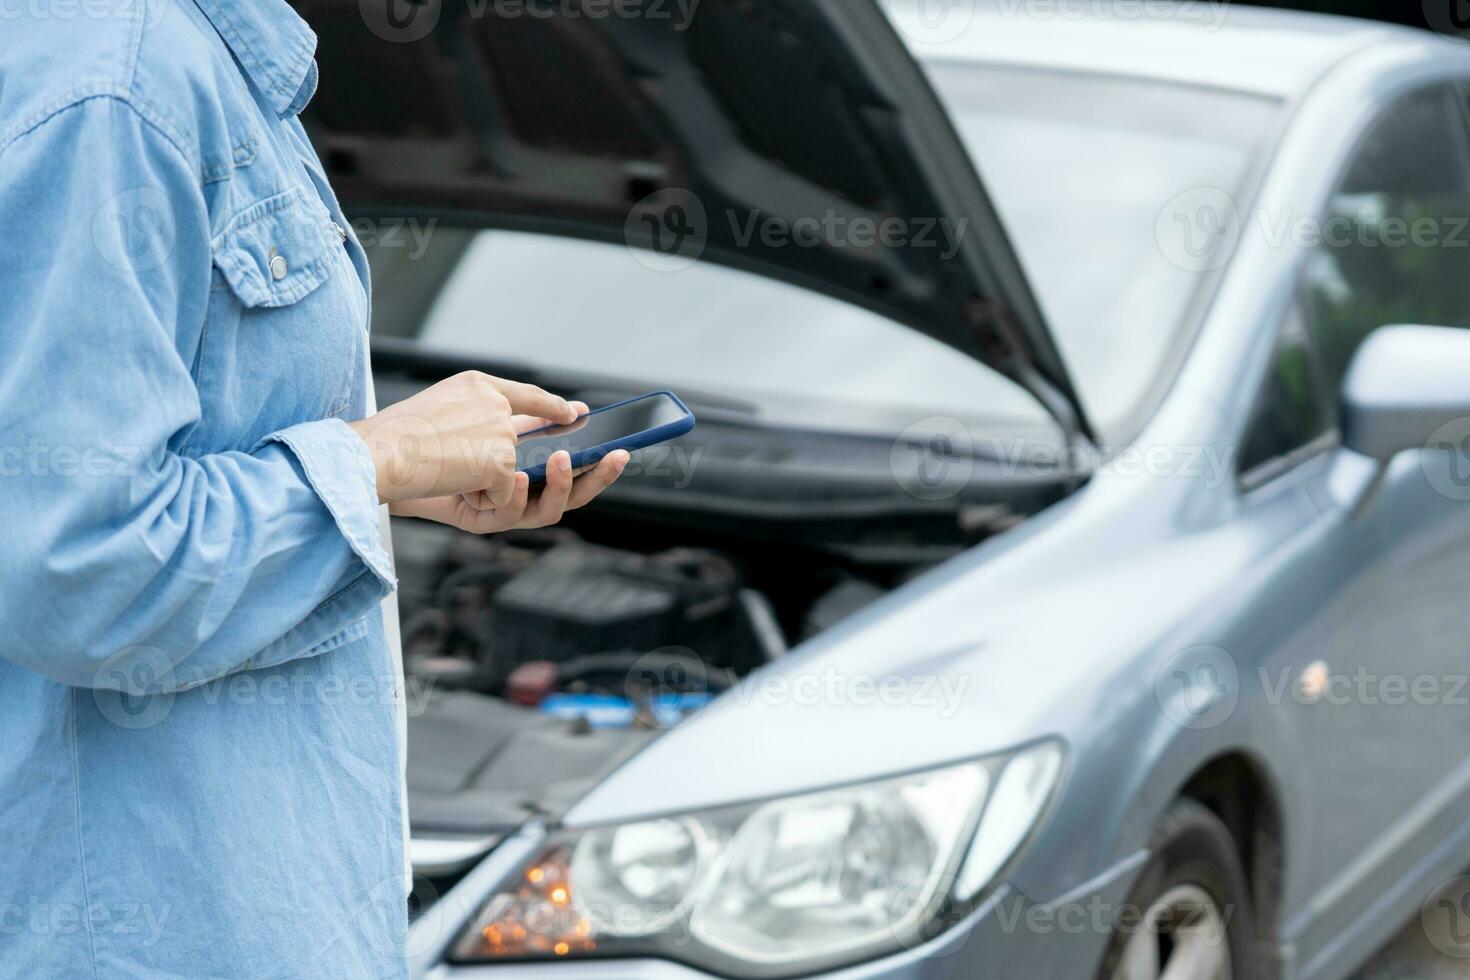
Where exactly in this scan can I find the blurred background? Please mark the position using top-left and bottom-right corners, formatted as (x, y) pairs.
(299, 0), (1470, 976)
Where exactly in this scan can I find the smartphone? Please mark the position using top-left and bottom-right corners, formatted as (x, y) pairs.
(515, 391), (696, 483)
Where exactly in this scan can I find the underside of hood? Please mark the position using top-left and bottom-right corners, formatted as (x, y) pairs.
(297, 0), (1093, 440)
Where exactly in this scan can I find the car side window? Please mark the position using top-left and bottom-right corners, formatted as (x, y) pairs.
(1237, 301), (1330, 481)
(1302, 87), (1470, 401)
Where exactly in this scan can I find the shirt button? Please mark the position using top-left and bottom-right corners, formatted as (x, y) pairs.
(270, 254), (288, 281)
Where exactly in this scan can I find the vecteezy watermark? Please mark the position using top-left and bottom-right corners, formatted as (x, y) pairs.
(1259, 665), (1470, 708)
(0, 439), (147, 478)
(0, 0), (173, 28)
(1423, 876), (1470, 958)
(1156, 187), (1470, 273)
(93, 646), (177, 730)
(1154, 645), (1240, 731)
(992, 0), (1229, 28)
(890, 0), (976, 45)
(888, 419), (1241, 502)
(329, 873), (430, 961)
(91, 649), (439, 731)
(0, 898), (171, 945)
(358, 0), (441, 42)
(359, 0), (701, 43)
(491, 0), (700, 28)
(992, 892), (1235, 943)
(1423, 417), (1470, 503)
(891, 0), (1229, 46)
(187, 670), (438, 716)
(891, 418), (977, 502)
(92, 187), (178, 273)
(620, 646), (733, 730)
(622, 444), (703, 489)
(625, 187), (709, 273)
(1423, 0), (1470, 38)
(1153, 651), (1470, 730)
(1155, 187), (1241, 273)
(728, 666), (971, 717)
(623, 189), (969, 272)
(348, 217), (438, 262)
(727, 210), (968, 261)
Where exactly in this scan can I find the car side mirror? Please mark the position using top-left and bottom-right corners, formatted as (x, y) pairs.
(1340, 325), (1470, 518)
(1342, 325), (1470, 463)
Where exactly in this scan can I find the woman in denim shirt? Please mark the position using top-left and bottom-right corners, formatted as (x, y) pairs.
(0, 1), (626, 976)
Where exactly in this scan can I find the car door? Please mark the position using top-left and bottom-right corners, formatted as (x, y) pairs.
(1244, 84), (1470, 966)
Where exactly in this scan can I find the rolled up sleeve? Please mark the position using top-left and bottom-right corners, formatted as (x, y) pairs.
(0, 95), (394, 692)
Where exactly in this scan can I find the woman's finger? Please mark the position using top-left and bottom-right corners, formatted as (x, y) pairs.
(513, 402), (589, 435)
(487, 472), (531, 532)
(490, 378), (578, 424)
(460, 472), (528, 534)
(567, 451), (630, 510)
(523, 451), (574, 528)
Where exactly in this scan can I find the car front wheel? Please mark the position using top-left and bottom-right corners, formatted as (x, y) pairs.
(1099, 799), (1258, 980)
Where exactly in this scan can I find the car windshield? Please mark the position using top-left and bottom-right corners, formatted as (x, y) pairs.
(366, 67), (1278, 443)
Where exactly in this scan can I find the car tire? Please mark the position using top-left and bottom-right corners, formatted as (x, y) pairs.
(1096, 798), (1258, 980)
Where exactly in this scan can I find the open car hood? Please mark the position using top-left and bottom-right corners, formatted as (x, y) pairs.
(297, 0), (1093, 440)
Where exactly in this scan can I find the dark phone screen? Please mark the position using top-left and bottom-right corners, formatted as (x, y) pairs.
(515, 394), (687, 471)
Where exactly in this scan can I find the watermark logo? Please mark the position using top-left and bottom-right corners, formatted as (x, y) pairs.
(1423, 876), (1470, 957)
(92, 646), (176, 730)
(360, 0), (441, 43)
(622, 647), (726, 730)
(0, 898), (170, 945)
(1423, 0), (1470, 37)
(1154, 645), (1239, 730)
(890, 417), (976, 502)
(1259, 664), (1470, 709)
(0, 0), (173, 29)
(729, 666), (970, 717)
(349, 216), (438, 261)
(625, 188), (708, 273)
(1156, 188), (1470, 273)
(991, 0), (1230, 30)
(887, 872), (967, 956)
(1155, 187), (1240, 273)
(92, 187), (177, 273)
(336, 873), (442, 960)
(1423, 416), (1470, 503)
(0, 439), (146, 479)
(886, 420), (1239, 502)
(728, 210), (967, 260)
(892, 0), (976, 46)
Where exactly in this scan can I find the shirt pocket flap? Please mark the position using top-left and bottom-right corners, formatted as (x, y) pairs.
(212, 187), (338, 309)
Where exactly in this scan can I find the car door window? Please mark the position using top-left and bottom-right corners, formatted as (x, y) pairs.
(1237, 300), (1331, 482)
(1303, 88), (1470, 401)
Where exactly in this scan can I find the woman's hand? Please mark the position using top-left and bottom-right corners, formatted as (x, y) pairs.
(360, 390), (630, 534)
(349, 371), (580, 505)
(391, 448), (629, 534)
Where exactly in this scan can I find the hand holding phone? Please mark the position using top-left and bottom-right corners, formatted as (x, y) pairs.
(516, 391), (696, 483)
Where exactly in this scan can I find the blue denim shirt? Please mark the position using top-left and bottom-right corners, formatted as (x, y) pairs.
(0, 1), (407, 976)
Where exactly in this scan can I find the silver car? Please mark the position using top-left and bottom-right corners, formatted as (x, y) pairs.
(297, 1), (1470, 977)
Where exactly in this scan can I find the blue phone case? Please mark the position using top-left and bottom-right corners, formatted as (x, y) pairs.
(518, 391), (696, 484)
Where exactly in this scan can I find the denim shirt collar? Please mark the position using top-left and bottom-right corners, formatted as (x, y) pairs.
(191, 0), (320, 117)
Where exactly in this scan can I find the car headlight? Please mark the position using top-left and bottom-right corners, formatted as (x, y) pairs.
(451, 741), (1063, 977)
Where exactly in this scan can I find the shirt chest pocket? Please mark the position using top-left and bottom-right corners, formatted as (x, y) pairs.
(193, 186), (366, 453)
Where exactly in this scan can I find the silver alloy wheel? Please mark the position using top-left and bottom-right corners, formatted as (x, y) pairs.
(1109, 884), (1233, 980)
